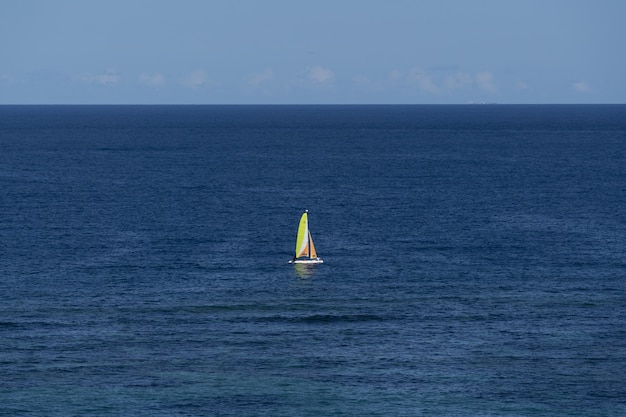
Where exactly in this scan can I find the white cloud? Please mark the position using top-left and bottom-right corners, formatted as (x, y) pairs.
(248, 68), (273, 86)
(389, 69), (403, 83)
(307, 65), (334, 84)
(352, 75), (381, 91)
(1, 74), (14, 83)
(183, 69), (209, 89)
(79, 70), (121, 85)
(475, 71), (496, 92)
(445, 71), (473, 91)
(408, 68), (439, 94)
(392, 68), (499, 96)
(139, 73), (165, 87)
(516, 80), (532, 91)
(573, 81), (590, 93)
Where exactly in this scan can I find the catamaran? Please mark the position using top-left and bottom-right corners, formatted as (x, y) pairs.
(289, 210), (324, 264)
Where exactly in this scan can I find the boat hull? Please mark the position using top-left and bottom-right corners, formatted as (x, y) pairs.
(289, 258), (324, 264)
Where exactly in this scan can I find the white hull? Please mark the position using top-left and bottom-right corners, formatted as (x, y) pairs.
(289, 258), (324, 264)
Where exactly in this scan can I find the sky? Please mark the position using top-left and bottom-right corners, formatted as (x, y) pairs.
(1, 0), (625, 104)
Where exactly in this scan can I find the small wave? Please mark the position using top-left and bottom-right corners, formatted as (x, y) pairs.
(257, 313), (385, 324)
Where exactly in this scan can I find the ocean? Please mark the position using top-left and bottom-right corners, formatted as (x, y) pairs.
(1, 105), (625, 416)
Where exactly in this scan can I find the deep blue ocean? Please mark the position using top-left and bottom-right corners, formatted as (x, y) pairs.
(1, 105), (625, 416)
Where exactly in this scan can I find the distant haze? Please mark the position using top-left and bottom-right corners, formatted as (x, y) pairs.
(1, 0), (624, 104)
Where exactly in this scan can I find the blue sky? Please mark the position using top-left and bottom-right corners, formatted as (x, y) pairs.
(1, 0), (624, 104)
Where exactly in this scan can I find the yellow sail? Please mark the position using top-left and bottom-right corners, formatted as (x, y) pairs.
(295, 212), (309, 258)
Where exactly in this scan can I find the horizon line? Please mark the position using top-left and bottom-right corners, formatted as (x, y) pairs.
(1, 103), (625, 106)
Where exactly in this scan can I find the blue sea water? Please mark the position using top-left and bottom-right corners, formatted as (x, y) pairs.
(1, 104), (625, 416)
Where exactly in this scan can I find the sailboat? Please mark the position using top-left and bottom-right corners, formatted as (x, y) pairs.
(289, 210), (324, 264)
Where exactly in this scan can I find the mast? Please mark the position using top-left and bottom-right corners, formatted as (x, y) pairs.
(304, 209), (309, 258)
(305, 210), (310, 258)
